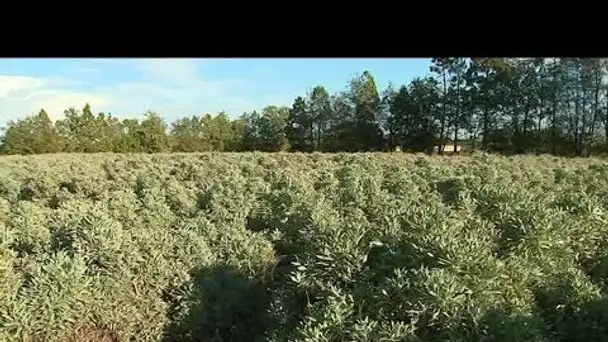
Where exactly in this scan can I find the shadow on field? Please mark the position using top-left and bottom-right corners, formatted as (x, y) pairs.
(468, 295), (608, 342)
(533, 286), (608, 342)
(474, 309), (550, 341)
(163, 264), (270, 342)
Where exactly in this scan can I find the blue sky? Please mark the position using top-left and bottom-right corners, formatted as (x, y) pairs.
(0, 58), (432, 127)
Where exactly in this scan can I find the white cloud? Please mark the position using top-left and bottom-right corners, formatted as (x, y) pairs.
(0, 59), (264, 128)
(132, 58), (205, 87)
(0, 75), (45, 98)
(0, 75), (111, 123)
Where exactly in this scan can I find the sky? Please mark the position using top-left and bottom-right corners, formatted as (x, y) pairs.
(0, 58), (432, 127)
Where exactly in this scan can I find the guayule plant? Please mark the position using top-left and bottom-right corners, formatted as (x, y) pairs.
(1, 152), (608, 341)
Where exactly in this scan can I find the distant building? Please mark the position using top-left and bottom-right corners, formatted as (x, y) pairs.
(433, 141), (464, 153)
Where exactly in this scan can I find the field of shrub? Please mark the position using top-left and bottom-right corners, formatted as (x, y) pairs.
(1, 152), (608, 342)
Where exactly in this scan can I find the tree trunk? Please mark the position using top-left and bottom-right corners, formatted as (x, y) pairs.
(605, 86), (608, 142)
(454, 63), (461, 154)
(439, 70), (447, 154)
(311, 125), (316, 152)
(482, 106), (489, 150)
(580, 67), (588, 157)
(591, 70), (600, 137)
(521, 101), (530, 153)
(551, 95), (557, 155)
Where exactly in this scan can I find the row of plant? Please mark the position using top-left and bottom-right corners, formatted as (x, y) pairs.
(0, 152), (607, 341)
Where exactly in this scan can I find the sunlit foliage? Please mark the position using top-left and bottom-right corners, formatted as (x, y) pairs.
(1, 152), (607, 341)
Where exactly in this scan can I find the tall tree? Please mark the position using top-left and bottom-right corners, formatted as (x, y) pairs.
(257, 106), (289, 152)
(171, 116), (205, 152)
(56, 104), (100, 152)
(307, 86), (332, 151)
(286, 96), (311, 152)
(446, 58), (468, 153)
(1, 109), (63, 154)
(242, 111), (261, 151)
(430, 58), (452, 153)
(228, 117), (245, 151)
(387, 78), (439, 152)
(116, 118), (143, 152)
(469, 58), (512, 150)
(347, 71), (384, 151)
(327, 92), (356, 152)
(138, 111), (170, 153)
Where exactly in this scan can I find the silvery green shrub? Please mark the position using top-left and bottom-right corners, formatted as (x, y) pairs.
(0, 153), (607, 341)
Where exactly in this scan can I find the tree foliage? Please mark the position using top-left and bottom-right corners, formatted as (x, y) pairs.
(4, 60), (608, 157)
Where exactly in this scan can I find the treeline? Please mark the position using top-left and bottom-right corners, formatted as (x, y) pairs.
(3, 58), (608, 156)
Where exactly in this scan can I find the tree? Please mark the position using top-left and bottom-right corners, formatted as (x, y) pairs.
(171, 116), (206, 152)
(138, 111), (170, 153)
(430, 58), (451, 153)
(4, 58), (608, 157)
(386, 78), (439, 153)
(307, 86), (332, 151)
(242, 111), (261, 151)
(213, 111), (240, 152)
(326, 92), (355, 152)
(1, 110), (63, 154)
(115, 118), (143, 153)
(347, 71), (384, 151)
(469, 59), (500, 150)
(446, 58), (468, 153)
(286, 96), (311, 152)
(257, 106), (289, 152)
(56, 103), (107, 153)
(228, 118), (245, 151)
